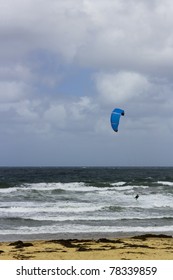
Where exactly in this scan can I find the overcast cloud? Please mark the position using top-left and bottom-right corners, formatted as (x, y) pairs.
(1, 0), (173, 166)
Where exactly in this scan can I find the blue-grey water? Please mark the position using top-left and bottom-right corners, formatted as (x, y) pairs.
(0, 167), (173, 241)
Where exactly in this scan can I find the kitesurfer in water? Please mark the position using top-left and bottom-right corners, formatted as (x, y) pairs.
(135, 194), (139, 200)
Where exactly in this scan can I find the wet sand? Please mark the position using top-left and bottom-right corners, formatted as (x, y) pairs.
(0, 234), (173, 260)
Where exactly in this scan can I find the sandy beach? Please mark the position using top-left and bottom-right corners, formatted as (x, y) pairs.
(0, 234), (172, 260)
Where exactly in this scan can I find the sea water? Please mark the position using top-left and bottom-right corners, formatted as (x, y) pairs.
(0, 167), (173, 241)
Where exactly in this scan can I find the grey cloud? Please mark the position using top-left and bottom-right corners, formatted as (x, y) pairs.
(1, 0), (173, 72)
(1, 0), (173, 165)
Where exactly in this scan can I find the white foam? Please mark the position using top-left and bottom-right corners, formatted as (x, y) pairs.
(1, 224), (173, 235)
(114, 185), (134, 191)
(0, 202), (103, 215)
(111, 182), (126, 186)
(28, 214), (173, 222)
(22, 182), (99, 192)
(157, 181), (173, 186)
(0, 187), (18, 193)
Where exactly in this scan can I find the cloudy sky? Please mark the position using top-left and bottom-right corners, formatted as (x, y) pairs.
(1, 0), (173, 166)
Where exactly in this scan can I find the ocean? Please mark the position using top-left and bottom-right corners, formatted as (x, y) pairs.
(0, 167), (173, 241)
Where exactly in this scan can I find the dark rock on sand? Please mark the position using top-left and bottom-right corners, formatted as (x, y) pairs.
(131, 234), (172, 240)
(97, 238), (124, 244)
(47, 239), (80, 248)
(9, 240), (33, 249)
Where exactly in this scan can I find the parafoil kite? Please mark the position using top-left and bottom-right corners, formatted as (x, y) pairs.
(110, 108), (125, 132)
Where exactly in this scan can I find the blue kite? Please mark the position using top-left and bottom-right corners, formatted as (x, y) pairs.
(110, 108), (125, 132)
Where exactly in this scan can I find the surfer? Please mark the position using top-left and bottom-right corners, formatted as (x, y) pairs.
(135, 194), (139, 200)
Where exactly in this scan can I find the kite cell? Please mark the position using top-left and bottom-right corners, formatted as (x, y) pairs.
(110, 108), (125, 132)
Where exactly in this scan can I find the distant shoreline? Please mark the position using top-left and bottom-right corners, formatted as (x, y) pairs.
(0, 231), (173, 242)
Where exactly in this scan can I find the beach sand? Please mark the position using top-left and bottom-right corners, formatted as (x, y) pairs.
(0, 234), (172, 260)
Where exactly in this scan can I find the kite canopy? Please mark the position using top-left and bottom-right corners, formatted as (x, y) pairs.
(110, 108), (125, 132)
